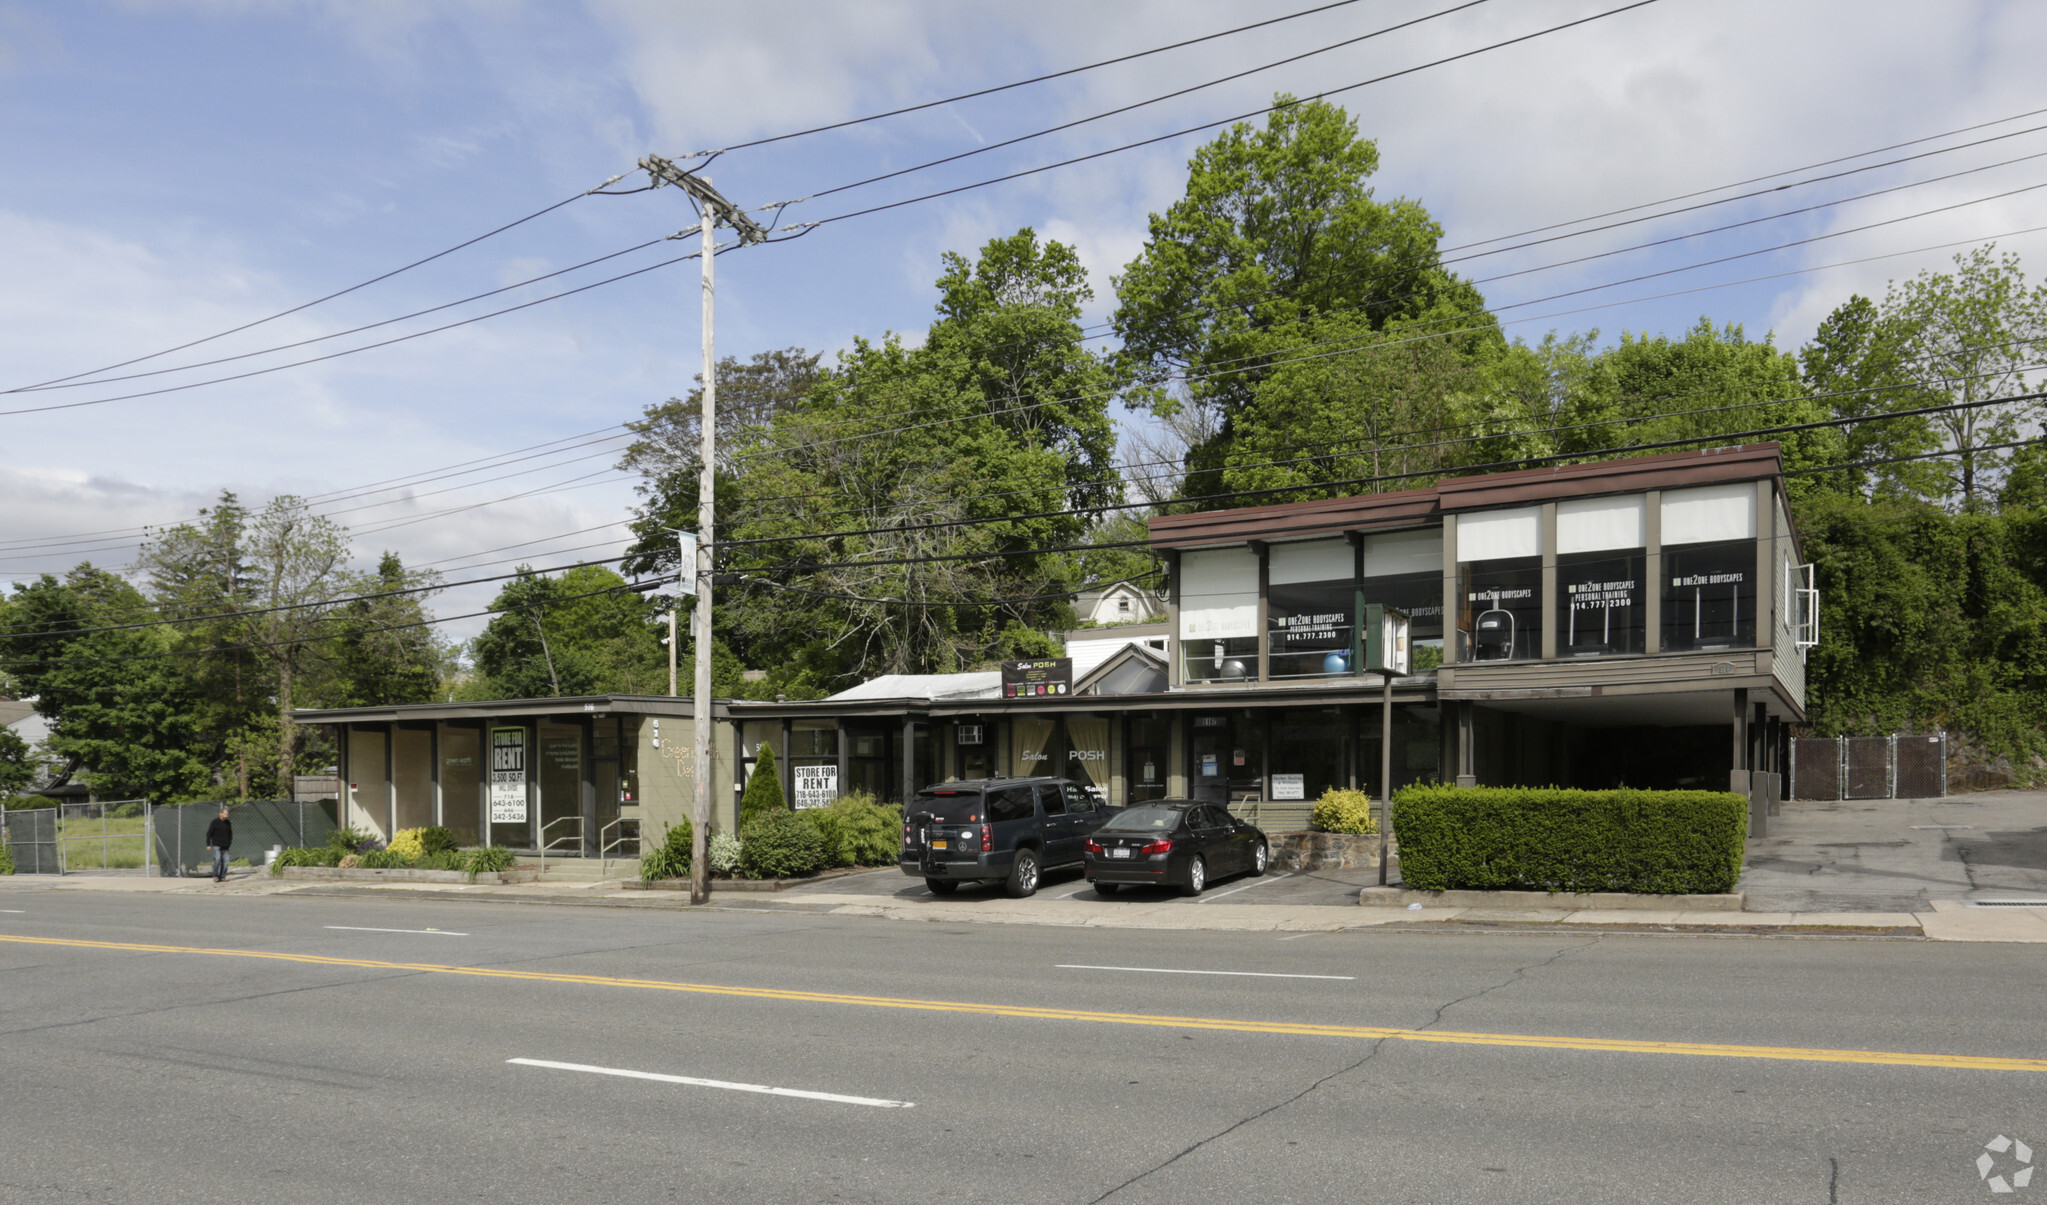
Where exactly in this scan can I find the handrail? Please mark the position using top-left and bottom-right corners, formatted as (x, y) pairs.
(598, 816), (641, 876)
(537, 815), (584, 876)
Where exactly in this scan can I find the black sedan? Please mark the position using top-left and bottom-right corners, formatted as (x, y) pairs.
(1083, 800), (1267, 897)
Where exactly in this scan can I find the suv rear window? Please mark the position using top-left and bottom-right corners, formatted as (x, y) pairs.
(987, 786), (1036, 823)
(910, 791), (984, 823)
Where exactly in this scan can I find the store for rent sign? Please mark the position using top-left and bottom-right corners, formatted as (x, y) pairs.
(794, 764), (838, 809)
(489, 727), (528, 823)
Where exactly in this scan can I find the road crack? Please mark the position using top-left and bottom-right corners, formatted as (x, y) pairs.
(1088, 936), (1601, 1202)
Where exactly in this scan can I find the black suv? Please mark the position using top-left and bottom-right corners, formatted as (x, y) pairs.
(901, 777), (1117, 898)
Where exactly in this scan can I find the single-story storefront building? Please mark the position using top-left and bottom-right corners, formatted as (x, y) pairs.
(298, 442), (1813, 853)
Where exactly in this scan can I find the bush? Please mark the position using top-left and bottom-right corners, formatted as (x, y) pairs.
(416, 827), (459, 855)
(639, 818), (694, 882)
(358, 847), (411, 870)
(0, 842), (13, 876)
(1392, 785), (1748, 895)
(707, 831), (743, 877)
(327, 826), (380, 855)
(1312, 789), (1379, 835)
(269, 846), (337, 876)
(463, 845), (516, 882)
(810, 794), (903, 867)
(386, 829), (428, 862)
(739, 743), (788, 830)
(738, 809), (827, 880)
(420, 849), (465, 872)
(337, 853), (362, 869)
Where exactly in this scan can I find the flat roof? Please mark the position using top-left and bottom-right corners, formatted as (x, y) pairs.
(1148, 443), (1784, 549)
(293, 694), (717, 724)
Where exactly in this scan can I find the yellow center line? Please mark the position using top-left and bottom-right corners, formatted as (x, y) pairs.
(5, 932), (2040, 1074)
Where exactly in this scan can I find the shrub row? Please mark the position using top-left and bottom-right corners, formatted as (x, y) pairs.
(1391, 785), (1747, 895)
(637, 796), (906, 883)
(270, 839), (511, 881)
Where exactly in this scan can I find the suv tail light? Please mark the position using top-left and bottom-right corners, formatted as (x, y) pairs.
(980, 824), (992, 850)
(1138, 838), (1173, 856)
(1084, 838), (1103, 854)
(902, 823), (915, 849)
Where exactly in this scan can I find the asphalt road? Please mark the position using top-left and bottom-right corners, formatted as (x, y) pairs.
(1, 893), (2043, 1204)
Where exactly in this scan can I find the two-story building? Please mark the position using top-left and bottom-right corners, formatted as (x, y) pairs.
(299, 443), (1812, 850)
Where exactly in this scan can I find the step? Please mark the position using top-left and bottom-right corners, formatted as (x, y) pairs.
(538, 860), (634, 882)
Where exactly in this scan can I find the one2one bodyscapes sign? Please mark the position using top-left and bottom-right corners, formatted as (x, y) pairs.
(489, 727), (528, 823)
(1002, 658), (1073, 699)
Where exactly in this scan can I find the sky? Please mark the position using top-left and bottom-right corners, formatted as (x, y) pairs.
(2, 0), (2044, 643)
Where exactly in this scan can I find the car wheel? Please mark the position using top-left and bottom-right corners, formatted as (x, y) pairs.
(1249, 841), (1268, 876)
(925, 878), (958, 896)
(1181, 856), (1207, 897)
(1094, 881), (1119, 897)
(1005, 849), (1041, 898)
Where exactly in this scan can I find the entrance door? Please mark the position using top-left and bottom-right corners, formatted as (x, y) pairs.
(537, 723), (585, 856)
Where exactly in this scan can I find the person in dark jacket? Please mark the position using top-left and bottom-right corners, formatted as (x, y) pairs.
(205, 807), (232, 883)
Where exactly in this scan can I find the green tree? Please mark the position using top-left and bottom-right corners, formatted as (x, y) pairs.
(1798, 294), (1943, 500)
(618, 347), (823, 479)
(1113, 94), (1496, 498)
(1880, 246), (2047, 508)
(739, 742), (785, 828)
(469, 566), (663, 698)
(0, 725), (36, 793)
(325, 552), (448, 708)
(625, 229), (1122, 687)
(0, 568), (212, 802)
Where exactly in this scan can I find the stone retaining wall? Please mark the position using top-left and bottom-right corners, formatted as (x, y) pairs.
(1268, 831), (1384, 872)
(276, 866), (540, 885)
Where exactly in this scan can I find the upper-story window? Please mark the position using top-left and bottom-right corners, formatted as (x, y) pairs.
(1661, 483), (1756, 651)
(1361, 528), (1444, 663)
(1556, 495), (1646, 656)
(1266, 539), (1355, 679)
(1456, 508), (1542, 661)
(1179, 546), (1259, 682)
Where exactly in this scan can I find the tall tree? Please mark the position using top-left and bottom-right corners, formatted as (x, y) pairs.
(1113, 94), (1496, 495)
(1879, 246), (2047, 508)
(617, 348), (823, 479)
(469, 566), (664, 698)
(1798, 294), (1943, 501)
(325, 552), (448, 708)
(243, 496), (353, 793)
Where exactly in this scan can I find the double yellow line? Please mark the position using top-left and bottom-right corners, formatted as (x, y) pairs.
(5, 932), (2040, 1074)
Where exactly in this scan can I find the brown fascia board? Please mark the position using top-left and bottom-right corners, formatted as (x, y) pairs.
(1148, 445), (1787, 548)
(291, 694), (723, 724)
(1146, 486), (1439, 549)
(1435, 443), (1784, 510)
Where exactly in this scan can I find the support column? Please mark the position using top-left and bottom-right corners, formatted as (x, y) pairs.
(1539, 502), (1558, 661)
(836, 720), (850, 806)
(901, 717), (917, 806)
(779, 717), (794, 804)
(1456, 701), (1477, 787)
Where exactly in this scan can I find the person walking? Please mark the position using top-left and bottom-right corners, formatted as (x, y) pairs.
(205, 807), (233, 883)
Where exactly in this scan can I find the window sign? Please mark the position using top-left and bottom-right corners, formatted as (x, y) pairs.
(1200, 753), (1220, 777)
(793, 764), (838, 809)
(1557, 553), (1644, 655)
(1663, 539), (1755, 650)
(1271, 773), (1306, 800)
(489, 727), (527, 824)
(1458, 559), (1541, 661)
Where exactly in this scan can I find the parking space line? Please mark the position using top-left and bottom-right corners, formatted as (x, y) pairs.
(1058, 964), (1354, 981)
(324, 926), (467, 936)
(1199, 872), (1295, 903)
(508, 1058), (914, 1108)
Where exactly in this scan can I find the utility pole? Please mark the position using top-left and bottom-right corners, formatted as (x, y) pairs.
(640, 155), (768, 906)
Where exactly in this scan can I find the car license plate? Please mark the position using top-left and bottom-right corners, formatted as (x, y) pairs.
(1109, 847), (1131, 859)
(931, 839), (948, 849)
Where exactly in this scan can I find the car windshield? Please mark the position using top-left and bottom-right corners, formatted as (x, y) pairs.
(1100, 806), (1183, 833)
(909, 791), (982, 823)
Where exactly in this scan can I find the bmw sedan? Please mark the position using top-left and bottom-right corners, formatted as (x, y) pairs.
(1083, 800), (1267, 897)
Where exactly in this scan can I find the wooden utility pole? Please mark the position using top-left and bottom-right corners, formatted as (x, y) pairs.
(638, 156), (768, 905)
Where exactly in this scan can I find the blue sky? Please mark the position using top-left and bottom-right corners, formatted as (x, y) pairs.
(3, 0), (2044, 639)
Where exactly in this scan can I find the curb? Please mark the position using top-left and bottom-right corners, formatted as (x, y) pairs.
(1359, 886), (1744, 912)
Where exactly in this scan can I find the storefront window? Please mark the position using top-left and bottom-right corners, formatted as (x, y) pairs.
(438, 725), (481, 846)
(1663, 539), (1756, 650)
(393, 727), (434, 831)
(1125, 716), (1170, 803)
(1455, 508), (1541, 662)
(953, 720), (992, 781)
(845, 724), (896, 800)
(1268, 710), (1347, 803)
(537, 722), (583, 853)
(1064, 715), (1111, 802)
(1179, 547), (1258, 683)
(1011, 716), (1058, 778)
(789, 721), (839, 807)
(1362, 528), (1444, 665)
(1266, 540), (1356, 679)
(1555, 495), (1645, 656)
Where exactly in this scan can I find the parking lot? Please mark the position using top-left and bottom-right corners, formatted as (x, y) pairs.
(780, 860), (1389, 908)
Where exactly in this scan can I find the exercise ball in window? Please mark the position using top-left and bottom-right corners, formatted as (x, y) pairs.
(1322, 650), (1351, 674)
(1220, 659), (1250, 679)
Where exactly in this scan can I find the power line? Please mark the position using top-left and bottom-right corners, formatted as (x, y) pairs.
(686, 0), (1383, 156)
(7, 174), (628, 395)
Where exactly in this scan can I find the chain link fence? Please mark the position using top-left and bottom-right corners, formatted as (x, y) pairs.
(150, 799), (339, 877)
(1791, 734), (1947, 801)
(2, 808), (60, 874)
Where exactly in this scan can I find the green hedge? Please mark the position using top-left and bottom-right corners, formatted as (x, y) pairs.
(1392, 785), (1747, 895)
(739, 810), (827, 880)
